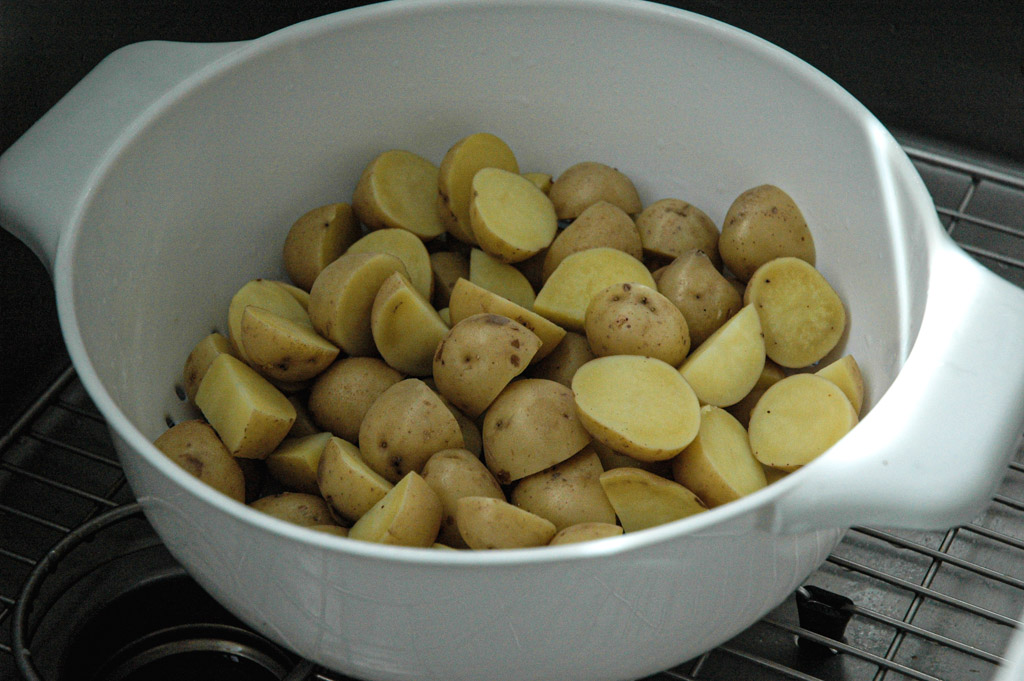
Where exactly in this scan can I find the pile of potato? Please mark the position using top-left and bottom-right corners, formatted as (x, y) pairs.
(154, 132), (865, 550)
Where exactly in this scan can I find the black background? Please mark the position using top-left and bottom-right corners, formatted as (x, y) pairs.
(2, 0), (1023, 430)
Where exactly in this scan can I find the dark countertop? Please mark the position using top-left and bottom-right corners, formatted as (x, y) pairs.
(2, 0), (1022, 430)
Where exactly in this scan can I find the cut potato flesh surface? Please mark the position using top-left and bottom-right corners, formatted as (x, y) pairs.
(470, 167), (557, 263)
(599, 467), (706, 532)
(679, 304), (765, 407)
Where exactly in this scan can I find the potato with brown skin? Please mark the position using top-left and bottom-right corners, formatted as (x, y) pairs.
(432, 313), (542, 418)
(249, 492), (338, 527)
(430, 250), (470, 309)
(719, 184), (815, 282)
(656, 249), (742, 348)
(238, 305), (340, 382)
(358, 379), (464, 483)
(541, 201), (644, 280)
(584, 282), (690, 366)
(598, 467), (706, 532)
(437, 132), (519, 244)
(370, 271), (449, 376)
(635, 198), (721, 269)
(153, 420), (246, 502)
(351, 149), (445, 241)
(455, 496), (557, 549)
(348, 472), (443, 547)
(265, 431), (333, 494)
(548, 162), (642, 219)
(227, 279), (312, 364)
(527, 331), (595, 388)
(282, 203), (362, 291)
(345, 228), (434, 301)
(182, 332), (236, 404)
(437, 395), (483, 457)
(482, 378), (592, 484)
(308, 357), (404, 444)
(589, 438), (672, 477)
(511, 447), (616, 531)
(421, 448), (505, 548)
(317, 436), (394, 523)
(548, 522), (623, 545)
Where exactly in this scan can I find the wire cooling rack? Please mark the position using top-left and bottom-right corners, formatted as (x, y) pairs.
(1, 143), (1022, 681)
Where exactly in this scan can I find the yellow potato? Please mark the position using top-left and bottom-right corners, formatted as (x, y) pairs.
(432, 313), (542, 418)
(515, 249), (548, 291)
(548, 162), (642, 219)
(348, 472), (443, 547)
(589, 438), (672, 477)
(469, 248), (536, 309)
(455, 496), (557, 549)
(307, 357), (404, 444)
(195, 354), (296, 459)
(748, 373), (859, 470)
(656, 249), (742, 348)
(351, 149), (445, 240)
(533, 247), (656, 332)
(250, 492), (337, 527)
(511, 447), (616, 531)
(282, 203), (361, 291)
(265, 431), (333, 495)
(743, 256), (846, 368)
(182, 332), (236, 404)
(671, 405), (767, 507)
(548, 522), (623, 545)
(448, 278), (566, 362)
(286, 394), (321, 438)
(153, 420), (246, 502)
(443, 398), (483, 457)
(482, 378), (592, 483)
(542, 201), (644, 280)
(421, 448), (505, 548)
(815, 354), (865, 415)
(345, 227), (434, 301)
(273, 281), (311, 311)
(307, 251), (409, 356)
(598, 467), (706, 532)
(370, 271), (449, 376)
(429, 250), (470, 309)
(238, 305), (340, 382)
(521, 172), (553, 193)
(719, 184), (816, 282)
(437, 132), (519, 244)
(678, 304), (766, 407)
(635, 198), (720, 268)
(469, 167), (558, 263)
(227, 279), (311, 363)
(584, 282), (690, 366)
(572, 355), (701, 461)
(317, 435), (394, 522)
(726, 359), (786, 427)
(526, 331), (595, 388)
(310, 525), (350, 537)
(358, 379), (464, 482)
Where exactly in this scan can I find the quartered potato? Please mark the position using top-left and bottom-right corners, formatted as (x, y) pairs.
(228, 279), (312, 363)
(656, 249), (742, 348)
(533, 247), (656, 332)
(182, 332), (236, 404)
(482, 378), (592, 483)
(351, 149), (445, 240)
(455, 496), (557, 549)
(526, 331), (595, 388)
(307, 357), (404, 444)
(345, 227), (434, 301)
(584, 282), (690, 366)
(598, 467), (706, 533)
(816, 354), (865, 415)
(572, 355), (701, 462)
(265, 431), (333, 495)
(448, 278), (566, 362)
(238, 305), (340, 382)
(308, 251), (409, 356)
(510, 447), (616, 531)
(317, 435), (394, 522)
(348, 472), (443, 547)
(719, 184), (815, 282)
(548, 522), (624, 546)
(744, 256), (846, 368)
(250, 492), (338, 527)
(635, 198), (720, 268)
(282, 203), (362, 291)
(437, 132), (519, 244)
(541, 200), (644, 280)
(671, 406), (767, 507)
(469, 167), (558, 263)
(678, 304), (766, 407)
(370, 271), (449, 376)
(469, 248), (536, 309)
(153, 420), (246, 502)
(548, 161), (642, 219)
(748, 373), (859, 471)
(195, 354), (297, 459)
(421, 448), (505, 548)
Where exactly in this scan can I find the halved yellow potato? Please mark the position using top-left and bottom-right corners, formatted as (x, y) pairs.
(348, 472), (443, 547)
(437, 132), (519, 244)
(548, 522), (623, 545)
(421, 448), (505, 548)
(635, 198), (720, 267)
(249, 492), (338, 527)
(351, 149), (445, 240)
(744, 256), (846, 368)
(345, 227), (434, 301)
(182, 332), (236, 404)
(548, 162), (642, 219)
(153, 420), (246, 502)
(748, 373), (858, 471)
(448, 277), (566, 362)
(455, 496), (557, 549)
(469, 248), (536, 309)
(194, 354), (296, 459)
(511, 447), (616, 531)
(228, 279), (312, 363)
(370, 271), (449, 376)
(282, 203), (362, 291)
(317, 435), (394, 522)
(816, 354), (865, 415)
(265, 431), (333, 495)
(469, 167), (558, 263)
(598, 467), (706, 532)
(671, 405), (767, 507)
(678, 304), (766, 407)
(534, 247), (656, 332)
(656, 249), (742, 348)
(239, 305), (340, 382)
(572, 355), (701, 461)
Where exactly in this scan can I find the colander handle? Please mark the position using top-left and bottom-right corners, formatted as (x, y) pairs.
(0, 39), (244, 274)
(770, 240), (1024, 535)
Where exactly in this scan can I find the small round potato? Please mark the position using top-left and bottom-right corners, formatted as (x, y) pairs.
(421, 448), (505, 548)
(282, 203), (362, 291)
(719, 184), (815, 282)
(455, 496), (557, 549)
(635, 198), (720, 268)
(656, 249), (742, 348)
(584, 282), (690, 366)
(249, 492), (338, 527)
(541, 201), (644, 280)
(153, 420), (246, 502)
(510, 447), (616, 531)
(307, 357), (404, 444)
(351, 149), (446, 240)
(548, 162), (642, 219)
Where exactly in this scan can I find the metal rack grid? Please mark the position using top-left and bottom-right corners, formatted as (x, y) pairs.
(1, 143), (1023, 681)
